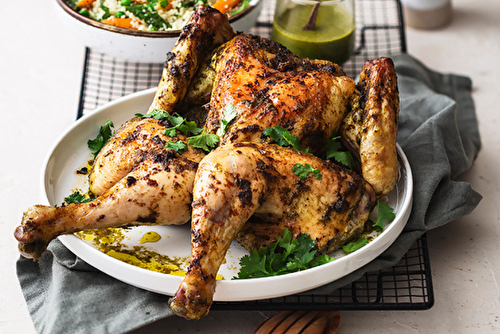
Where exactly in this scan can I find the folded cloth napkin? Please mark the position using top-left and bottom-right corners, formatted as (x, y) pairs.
(16, 53), (482, 334)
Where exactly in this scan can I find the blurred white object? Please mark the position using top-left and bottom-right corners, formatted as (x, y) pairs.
(401, 0), (452, 29)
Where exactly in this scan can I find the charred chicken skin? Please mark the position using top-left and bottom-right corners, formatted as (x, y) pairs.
(206, 34), (356, 155)
(169, 142), (376, 319)
(14, 5), (400, 321)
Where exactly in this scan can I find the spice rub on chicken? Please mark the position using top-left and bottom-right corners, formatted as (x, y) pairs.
(14, 4), (400, 321)
(169, 142), (376, 319)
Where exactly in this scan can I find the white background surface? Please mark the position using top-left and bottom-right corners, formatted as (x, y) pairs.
(1, 0), (499, 332)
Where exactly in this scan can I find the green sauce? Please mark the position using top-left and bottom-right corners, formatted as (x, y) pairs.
(271, 3), (355, 64)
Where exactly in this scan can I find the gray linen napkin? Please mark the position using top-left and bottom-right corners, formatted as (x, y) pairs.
(16, 53), (482, 333)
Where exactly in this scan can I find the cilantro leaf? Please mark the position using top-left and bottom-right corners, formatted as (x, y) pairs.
(326, 134), (357, 170)
(135, 108), (170, 120)
(292, 163), (322, 180)
(237, 249), (270, 279)
(263, 126), (302, 151)
(187, 131), (219, 152)
(373, 200), (396, 232)
(137, 111), (202, 137)
(166, 140), (187, 154)
(234, 229), (334, 279)
(64, 191), (93, 204)
(282, 130), (302, 151)
(217, 104), (238, 136)
(87, 119), (114, 158)
(342, 237), (369, 254)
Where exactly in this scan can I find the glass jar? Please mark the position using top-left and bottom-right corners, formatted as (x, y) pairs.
(271, 0), (355, 64)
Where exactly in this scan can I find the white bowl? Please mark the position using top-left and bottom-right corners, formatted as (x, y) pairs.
(43, 88), (413, 301)
(53, 0), (263, 63)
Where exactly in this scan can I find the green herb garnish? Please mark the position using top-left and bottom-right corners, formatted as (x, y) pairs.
(99, 0), (111, 20)
(326, 132), (356, 170)
(166, 140), (187, 154)
(373, 199), (395, 232)
(342, 237), (369, 254)
(263, 126), (302, 151)
(136, 109), (202, 137)
(135, 108), (170, 120)
(235, 229), (334, 279)
(64, 191), (93, 204)
(292, 163), (322, 180)
(217, 104), (237, 136)
(87, 119), (114, 158)
(187, 131), (219, 152)
(126, 4), (171, 30)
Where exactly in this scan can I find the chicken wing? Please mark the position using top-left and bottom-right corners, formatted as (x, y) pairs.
(340, 57), (399, 195)
(148, 5), (235, 113)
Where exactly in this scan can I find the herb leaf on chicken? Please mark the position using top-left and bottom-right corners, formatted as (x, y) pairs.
(235, 229), (334, 279)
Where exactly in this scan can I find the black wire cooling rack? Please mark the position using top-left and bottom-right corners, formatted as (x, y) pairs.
(75, 0), (434, 311)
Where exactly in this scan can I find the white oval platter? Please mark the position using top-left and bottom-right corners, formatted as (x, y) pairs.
(42, 87), (413, 301)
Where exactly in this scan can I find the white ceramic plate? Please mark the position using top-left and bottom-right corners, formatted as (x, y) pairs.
(43, 88), (413, 301)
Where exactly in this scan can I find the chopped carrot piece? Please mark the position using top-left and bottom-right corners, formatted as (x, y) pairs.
(101, 17), (137, 29)
(212, 0), (242, 13)
(76, 0), (96, 9)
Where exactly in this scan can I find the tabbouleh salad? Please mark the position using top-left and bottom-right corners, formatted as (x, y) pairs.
(67, 0), (251, 31)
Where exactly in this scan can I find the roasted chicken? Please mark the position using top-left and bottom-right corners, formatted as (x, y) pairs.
(206, 34), (356, 156)
(169, 142), (376, 319)
(14, 5), (400, 321)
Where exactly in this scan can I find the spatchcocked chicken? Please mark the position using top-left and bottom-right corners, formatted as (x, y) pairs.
(14, 5), (399, 320)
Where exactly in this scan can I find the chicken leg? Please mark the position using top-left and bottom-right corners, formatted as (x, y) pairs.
(15, 145), (201, 260)
(169, 142), (376, 319)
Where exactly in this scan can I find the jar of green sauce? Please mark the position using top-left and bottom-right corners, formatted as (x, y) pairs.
(272, 0), (355, 65)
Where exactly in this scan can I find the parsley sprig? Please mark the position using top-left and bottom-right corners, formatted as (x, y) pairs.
(64, 191), (93, 204)
(135, 109), (202, 137)
(136, 109), (219, 153)
(187, 131), (219, 152)
(263, 126), (305, 152)
(342, 237), (369, 254)
(87, 119), (115, 158)
(235, 229), (334, 279)
(217, 104), (237, 136)
(292, 163), (322, 180)
(373, 199), (396, 232)
(325, 132), (357, 170)
(166, 140), (187, 154)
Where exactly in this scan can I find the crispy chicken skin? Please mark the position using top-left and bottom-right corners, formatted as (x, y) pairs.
(206, 34), (356, 155)
(15, 139), (203, 260)
(89, 117), (204, 196)
(169, 143), (376, 319)
(148, 5), (235, 113)
(340, 58), (399, 196)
